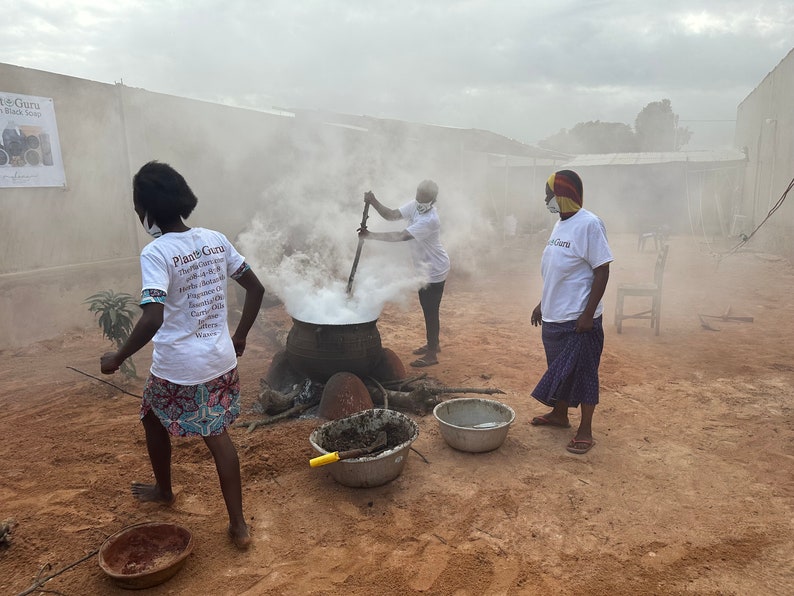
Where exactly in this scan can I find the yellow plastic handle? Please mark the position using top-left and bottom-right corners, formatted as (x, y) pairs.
(309, 452), (341, 467)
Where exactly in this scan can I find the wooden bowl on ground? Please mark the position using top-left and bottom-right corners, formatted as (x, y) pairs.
(98, 522), (193, 589)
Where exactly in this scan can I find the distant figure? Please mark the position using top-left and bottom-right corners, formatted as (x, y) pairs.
(529, 170), (613, 455)
(359, 180), (450, 367)
(100, 161), (265, 549)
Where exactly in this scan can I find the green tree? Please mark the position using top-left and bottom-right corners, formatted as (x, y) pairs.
(539, 121), (637, 154)
(635, 99), (692, 151)
(538, 99), (693, 153)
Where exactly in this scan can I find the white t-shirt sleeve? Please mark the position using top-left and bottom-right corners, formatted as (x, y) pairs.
(220, 233), (246, 277)
(398, 201), (414, 223)
(584, 218), (614, 269)
(140, 245), (170, 294)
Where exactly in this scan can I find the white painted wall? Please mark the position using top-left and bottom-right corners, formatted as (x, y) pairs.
(735, 47), (794, 260)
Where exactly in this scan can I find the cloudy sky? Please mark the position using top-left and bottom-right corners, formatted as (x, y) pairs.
(3, 0), (793, 149)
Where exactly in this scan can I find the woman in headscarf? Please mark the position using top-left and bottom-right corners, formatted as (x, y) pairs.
(529, 170), (613, 454)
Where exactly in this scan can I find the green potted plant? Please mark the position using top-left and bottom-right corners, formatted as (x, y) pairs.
(85, 290), (138, 379)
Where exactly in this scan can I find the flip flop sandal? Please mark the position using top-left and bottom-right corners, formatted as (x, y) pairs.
(410, 357), (438, 368)
(530, 415), (571, 428)
(566, 438), (595, 454)
(412, 345), (441, 355)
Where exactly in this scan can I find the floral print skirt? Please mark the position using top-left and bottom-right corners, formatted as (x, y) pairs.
(140, 368), (240, 437)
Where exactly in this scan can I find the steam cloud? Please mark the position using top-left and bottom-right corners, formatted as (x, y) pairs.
(235, 148), (495, 323)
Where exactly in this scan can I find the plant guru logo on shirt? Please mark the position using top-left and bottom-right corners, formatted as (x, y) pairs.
(172, 245), (227, 267)
(548, 238), (571, 248)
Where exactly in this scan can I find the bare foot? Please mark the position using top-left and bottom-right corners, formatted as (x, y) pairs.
(228, 523), (252, 550)
(130, 482), (175, 505)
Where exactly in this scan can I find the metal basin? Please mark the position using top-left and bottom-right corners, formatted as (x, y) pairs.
(433, 398), (515, 453)
(309, 409), (419, 487)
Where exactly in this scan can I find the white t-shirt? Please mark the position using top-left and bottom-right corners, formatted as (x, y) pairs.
(139, 228), (246, 384)
(398, 202), (450, 283)
(540, 209), (614, 323)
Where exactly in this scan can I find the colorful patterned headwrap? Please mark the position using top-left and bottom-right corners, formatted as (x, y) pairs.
(547, 170), (583, 217)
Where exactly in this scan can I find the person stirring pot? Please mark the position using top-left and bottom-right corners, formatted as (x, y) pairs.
(358, 179), (450, 367)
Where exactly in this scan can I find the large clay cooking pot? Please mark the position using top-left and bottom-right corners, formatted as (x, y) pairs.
(285, 318), (383, 382)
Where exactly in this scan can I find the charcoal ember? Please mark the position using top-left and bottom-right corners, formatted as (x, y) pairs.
(296, 378), (323, 405)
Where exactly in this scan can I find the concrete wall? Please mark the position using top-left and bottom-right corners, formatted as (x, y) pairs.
(735, 47), (794, 260)
(1, 67), (138, 273)
(0, 63), (520, 349)
(1, 65), (143, 347)
(0, 70), (307, 348)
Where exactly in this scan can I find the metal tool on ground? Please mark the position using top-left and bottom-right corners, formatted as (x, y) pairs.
(698, 314), (720, 331)
(309, 430), (387, 467)
(702, 305), (754, 322)
(346, 200), (370, 295)
(698, 305), (754, 331)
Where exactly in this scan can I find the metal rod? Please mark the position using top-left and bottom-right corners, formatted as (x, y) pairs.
(66, 366), (141, 398)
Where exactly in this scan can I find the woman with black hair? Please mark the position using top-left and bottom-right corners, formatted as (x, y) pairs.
(100, 161), (265, 549)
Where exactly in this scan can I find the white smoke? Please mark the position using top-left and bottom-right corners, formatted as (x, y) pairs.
(234, 121), (499, 324)
(237, 179), (424, 324)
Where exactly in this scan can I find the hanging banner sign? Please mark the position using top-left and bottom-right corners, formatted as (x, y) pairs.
(0, 92), (66, 188)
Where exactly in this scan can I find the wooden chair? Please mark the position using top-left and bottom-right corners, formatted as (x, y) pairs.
(637, 228), (662, 252)
(615, 244), (669, 335)
(637, 225), (670, 251)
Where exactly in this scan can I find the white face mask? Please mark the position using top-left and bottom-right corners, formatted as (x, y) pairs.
(416, 199), (435, 214)
(143, 212), (163, 238)
(546, 196), (560, 214)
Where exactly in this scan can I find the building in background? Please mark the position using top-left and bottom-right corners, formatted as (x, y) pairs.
(0, 63), (552, 348)
(734, 47), (794, 260)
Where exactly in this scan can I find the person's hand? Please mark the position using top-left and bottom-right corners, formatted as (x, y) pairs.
(531, 304), (542, 327)
(575, 313), (594, 333)
(364, 191), (375, 204)
(100, 351), (122, 374)
(232, 335), (247, 357)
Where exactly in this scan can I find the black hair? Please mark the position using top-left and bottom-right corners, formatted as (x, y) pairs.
(132, 161), (198, 225)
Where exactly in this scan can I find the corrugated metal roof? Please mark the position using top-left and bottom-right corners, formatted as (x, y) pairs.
(324, 121), (369, 132)
(562, 149), (747, 167)
(486, 153), (570, 167)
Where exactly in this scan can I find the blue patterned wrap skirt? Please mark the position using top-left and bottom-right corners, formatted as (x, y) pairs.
(531, 316), (604, 408)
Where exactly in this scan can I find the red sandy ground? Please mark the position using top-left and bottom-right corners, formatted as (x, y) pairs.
(1, 233), (793, 595)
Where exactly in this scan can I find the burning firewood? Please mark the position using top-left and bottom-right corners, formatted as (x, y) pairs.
(237, 396), (321, 433)
(240, 370), (506, 431)
(256, 379), (299, 415)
